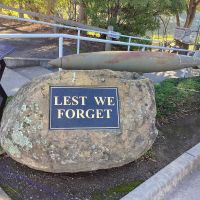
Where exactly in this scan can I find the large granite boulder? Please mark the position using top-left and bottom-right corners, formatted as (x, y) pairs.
(0, 70), (157, 173)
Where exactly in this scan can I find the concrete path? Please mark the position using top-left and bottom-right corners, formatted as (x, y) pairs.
(121, 143), (200, 200)
(13, 66), (52, 80)
(143, 68), (191, 83)
(0, 66), (193, 96)
(1, 68), (29, 96)
(163, 167), (200, 200)
(1, 66), (53, 96)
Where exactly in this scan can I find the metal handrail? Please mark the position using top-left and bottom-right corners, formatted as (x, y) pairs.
(0, 33), (194, 58)
(0, 14), (159, 42)
(0, 13), (178, 56)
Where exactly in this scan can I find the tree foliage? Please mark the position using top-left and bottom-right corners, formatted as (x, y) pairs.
(81, 0), (188, 35)
(1, 0), (198, 36)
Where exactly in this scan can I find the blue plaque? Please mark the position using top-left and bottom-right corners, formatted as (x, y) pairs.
(49, 86), (120, 129)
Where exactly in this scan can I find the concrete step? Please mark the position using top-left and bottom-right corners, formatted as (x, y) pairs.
(13, 66), (53, 80)
(1, 68), (30, 96)
(4, 57), (51, 68)
(1, 66), (53, 96)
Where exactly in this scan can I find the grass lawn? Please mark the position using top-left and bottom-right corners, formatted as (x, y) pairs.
(155, 76), (200, 124)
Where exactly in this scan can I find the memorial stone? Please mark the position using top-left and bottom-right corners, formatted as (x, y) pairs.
(0, 69), (158, 173)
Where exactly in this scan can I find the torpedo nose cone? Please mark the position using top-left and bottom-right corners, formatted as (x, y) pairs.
(48, 58), (62, 67)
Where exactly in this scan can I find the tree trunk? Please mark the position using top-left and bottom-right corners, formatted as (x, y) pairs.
(176, 13), (180, 27)
(24, 1), (40, 20)
(184, 0), (197, 28)
(74, 1), (77, 21)
(110, 0), (120, 25)
(46, 0), (57, 15)
(78, 2), (87, 24)
(18, 2), (24, 18)
(175, 0), (200, 50)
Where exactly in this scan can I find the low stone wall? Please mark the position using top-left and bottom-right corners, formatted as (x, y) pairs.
(0, 70), (158, 173)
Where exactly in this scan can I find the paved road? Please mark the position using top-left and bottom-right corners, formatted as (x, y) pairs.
(163, 167), (200, 200)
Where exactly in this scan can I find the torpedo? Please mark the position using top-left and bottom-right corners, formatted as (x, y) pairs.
(49, 51), (200, 73)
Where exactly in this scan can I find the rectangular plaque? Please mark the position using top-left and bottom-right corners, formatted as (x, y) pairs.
(49, 86), (120, 130)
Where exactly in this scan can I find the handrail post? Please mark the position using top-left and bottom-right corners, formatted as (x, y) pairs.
(105, 26), (113, 51)
(59, 37), (63, 71)
(162, 41), (165, 52)
(128, 37), (131, 51)
(141, 47), (145, 52)
(59, 37), (63, 58)
(77, 29), (81, 54)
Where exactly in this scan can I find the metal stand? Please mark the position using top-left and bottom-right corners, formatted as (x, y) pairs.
(0, 59), (7, 121)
